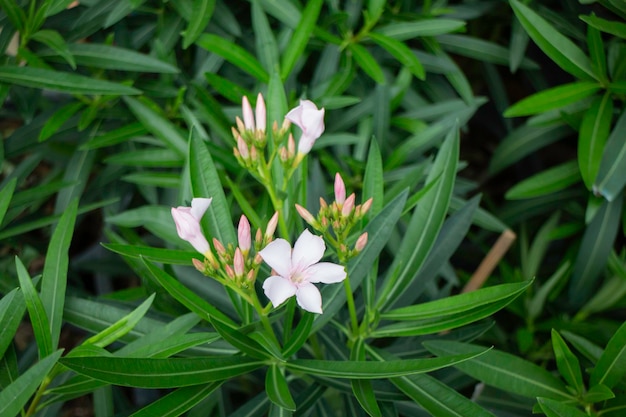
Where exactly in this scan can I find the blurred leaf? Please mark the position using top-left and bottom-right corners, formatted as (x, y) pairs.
(0, 0), (25, 30)
(0, 177), (17, 226)
(583, 384), (615, 403)
(105, 149), (183, 167)
(61, 356), (264, 388)
(0, 66), (141, 95)
(266, 364), (296, 411)
(504, 82), (600, 117)
(579, 93), (613, 188)
(0, 288), (25, 359)
(527, 261), (571, 321)
(561, 331), (603, 364)
(280, 0), (323, 80)
(122, 172), (180, 188)
(182, 0), (216, 49)
(129, 382), (222, 417)
(31, 29), (76, 69)
(590, 320), (626, 388)
(368, 32), (424, 80)
(510, 0), (596, 80)
(551, 330), (584, 395)
(537, 397), (587, 417)
(45, 0), (78, 16)
(282, 312), (313, 357)
(594, 110), (626, 201)
(103, 243), (196, 265)
(15, 257), (53, 358)
(41, 199), (78, 349)
(587, 22), (608, 82)
(376, 126), (458, 311)
(38, 101), (83, 142)
(189, 130), (237, 245)
(252, 2), (279, 73)
(204, 73), (252, 104)
(349, 43), (385, 84)
(0, 350), (63, 417)
(196, 34), (269, 82)
(505, 160), (581, 199)
(424, 341), (573, 401)
(375, 20), (465, 40)
(350, 339), (382, 417)
(286, 349), (489, 379)
(580, 14), (626, 39)
(569, 197), (622, 307)
(438, 34), (538, 69)
(123, 97), (187, 156)
(81, 123), (147, 150)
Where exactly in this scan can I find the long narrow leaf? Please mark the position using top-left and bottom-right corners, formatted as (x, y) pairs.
(0, 288), (25, 359)
(130, 382), (222, 417)
(280, 0), (323, 80)
(579, 93), (613, 189)
(590, 320), (626, 388)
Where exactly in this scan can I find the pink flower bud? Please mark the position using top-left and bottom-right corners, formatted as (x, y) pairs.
(265, 212), (279, 239)
(334, 173), (346, 204)
(279, 146), (289, 162)
(192, 258), (205, 272)
(171, 198), (212, 254)
(355, 232), (368, 252)
(285, 100), (325, 155)
(287, 134), (295, 156)
(295, 204), (316, 226)
(238, 215), (251, 253)
(360, 197), (373, 217)
(213, 238), (226, 257)
(237, 136), (249, 160)
(225, 264), (235, 279)
(342, 193), (355, 217)
(235, 116), (245, 133)
(234, 248), (245, 277)
(255, 228), (263, 246)
(242, 96), (255, 130)
(255, 93), (266, 132)
(319, 197), (328, 209)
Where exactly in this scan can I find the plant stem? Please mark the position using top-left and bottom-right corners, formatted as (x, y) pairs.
(343, 275), (359, 337)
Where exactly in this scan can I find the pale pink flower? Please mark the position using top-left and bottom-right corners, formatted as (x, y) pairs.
(259, 229), (346, 314)
(242, 96), (255, 130)
(171, 198), (212, 254)
(255, 93), (266, 132)
(285, 100), (325, 154)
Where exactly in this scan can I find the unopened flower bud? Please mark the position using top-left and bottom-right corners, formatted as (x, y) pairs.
(254, 252), (263, 265)
(250, 146), (258, 162)
(238, 215), (251, 253)
(225, 264), (236, 279)
(287, 134), (295, 156)
(319, 197), (328, 209)
(235, 116), (245, 133)
(295, 204), (317, 226)
(205, 250), (220, 270)
(279, 146), (289, 162)
(231, 126), (239, 140)
(355, 232), (368, 252)
(359, 198), (373, 217)
(265, 212), (279, 240)
(213, 238), (226, 257)
(342, 193), (355, 217)
(237, 136), (249, 160)
(234, 248), (245, 277)
(246, 269), (256, 282)
(255, 93), (266, 132)
(255, 228), (263, 246)
(192, 258), (205, 272)
(334, 173), (346, 204)
(242, 96), (255, 130)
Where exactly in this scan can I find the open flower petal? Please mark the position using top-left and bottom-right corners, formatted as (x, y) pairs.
(295, 283), (323, 314)
(263, 276), (296, 308)
(292, 229), (325, 271)
(190, 197), (212, 219)
(306, 262), (346, 284)
(258, 238), (292, 278)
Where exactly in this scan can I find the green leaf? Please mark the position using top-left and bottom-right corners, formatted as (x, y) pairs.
(122, 172), (180, 188)
(105, 149), (183, 167)
(0, 350), (63, 417)
(266, 364), (296, 411)
(350, 339), (381, 417)
(31, 29), (76, 69)
(123, 97), (187, 156)
(0, 177), (17, 226)
(81, 123), (147, 150)
(569, 197), (623, 307)
(129, 382), (222, 417)
(349, 43), (385, 84)
(424, 341), (573, 401)
(583, 384), (615, 403)
(376, 126), (458, 311)
(0, 66), (141, 95)
(38, 101), (83, 142)
(510, 0), (596, 80)
(61, 356), (264, 388)
(505, 160), (581, 199)
(0, 288), (25, 359)
(15, 257), (53, 358)
(196, 34), (269, 82)
(286, 348), (489, 379)
(0, 0), (25, 30)
(189, 130), (236, 245)
(141, 257), (236, 328)
(504, 81), (600, 117)
(84, 294), (155, 348)
(211, 319), (273, 360)
(375, 20), (465, 40)
(580, 14), (626, 39)
(594, 110), (626, 201)
(204, 73), (252, 104)
(537, 397), (588, 417)
(41, 199), (78, 349)
(45, 0), (79, 17)
(381, 281), (530, 321)
(280, 0), (323, 80)
(368, 32), (425, 80)
(282, 312), (313, 357)
(103, 243), (196, 265)
(551, 330), (584, 395)
(252, 2), (279, 73)
(590, 319), (626, 388)
(579, 93), (614, 189)
(587, 21), (608, 82)
(561, 331), (603, 364)
(182, 0), (216, 49)
(438, 34), (538, 70)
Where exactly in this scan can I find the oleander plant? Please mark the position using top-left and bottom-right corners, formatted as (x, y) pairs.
(1, 0), (625, 416)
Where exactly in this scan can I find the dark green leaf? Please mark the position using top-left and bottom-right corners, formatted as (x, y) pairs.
(266, 364), (296, 411)
(579, 93), (613, 189)
(0, 288), (25, 359)
(182, 0), (216, 49)
(130, 383), (222, 417)
(594, 110), (626, 201)
(537, 397), (588, 417)
(103, 243), (196, 265)
(211, 319), (273, 360)
(504, 82), (600, 117)
(38, 101), (83, 142)
(196, 34), (269, 82)
(505, 160), (581, 199)
(551, 330), (584, 395)
(280, 0), (323, 80)
(349, 43), (385, 84)
(590, 320), (626, 388)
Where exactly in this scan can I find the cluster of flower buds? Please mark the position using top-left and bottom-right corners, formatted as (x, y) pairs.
(172, 197), (280, 291)
(232, 94), (268, 171)
(295, 173), (371, 260)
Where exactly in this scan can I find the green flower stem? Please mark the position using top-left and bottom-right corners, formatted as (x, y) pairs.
(250, 293), (281, 349)
(342, 274), (359, 337)
(25, 375), (52, 416)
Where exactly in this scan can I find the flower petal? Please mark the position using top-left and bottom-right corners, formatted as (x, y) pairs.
(259, 239), (292, 278)
(306, 262), (346, 284)
(295, 283), (323, 314)
(190, 198), (212, 220)
(171, 207), (210, 254)
(263, 276), (296, 308)
(292, 230), (325, 272)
